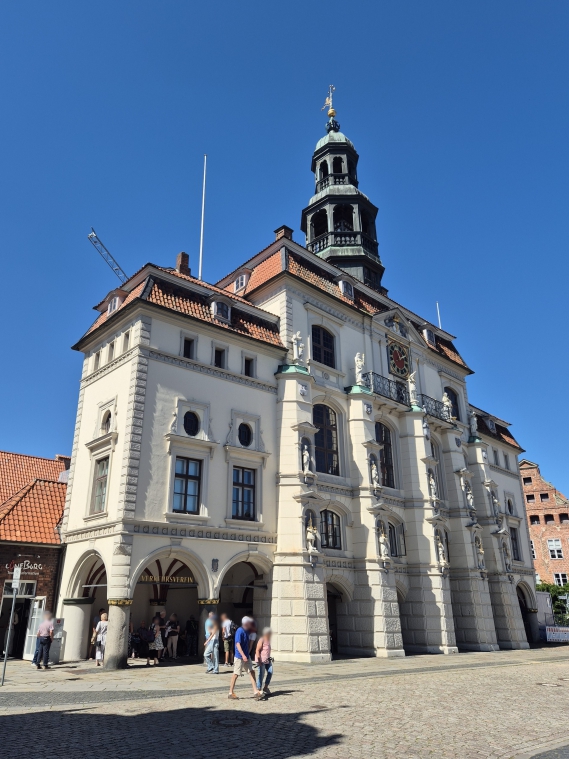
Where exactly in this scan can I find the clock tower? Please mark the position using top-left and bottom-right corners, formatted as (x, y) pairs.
(300, 90), (385, 291)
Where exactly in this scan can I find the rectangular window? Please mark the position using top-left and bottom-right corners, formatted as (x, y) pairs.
(91, 457), (109, 513)
(183, 338), (195, 359)
(214, 348), (226, 369)
(560, 514), (569, 524)
(311, 325), (335, 368)
(510, 528), (521, 562)
(234, 274), (246, 291)
(526, 494), (535, 503)
(548, 538), (563, 559)
(545, 514), (555, 524)
(530, 540), (536, 560)
(108, 341), (114, 363)
(540, 493), (550, 502)
(493, 449), (500, 466)
(173, 457), (201, 514)
(232, 467), (255, 520)
(123, 331), (130, 352)
(530, 515), (540, 525)
(503, 454), (510, 471)
(215, 302), (229, 320)
(94, 351), (100, 371)
(522, 477), (532, 485)
(244, 357), (254, 377)
(554, 573), (568, 587)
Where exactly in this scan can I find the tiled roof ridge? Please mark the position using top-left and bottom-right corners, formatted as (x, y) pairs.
(0, 450), (67, 467)
(0, 481), (36, 521)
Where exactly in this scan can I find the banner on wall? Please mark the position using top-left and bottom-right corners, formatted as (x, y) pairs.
(546, 626), (569, 642)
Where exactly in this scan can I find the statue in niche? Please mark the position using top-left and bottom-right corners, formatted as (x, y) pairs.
(355, 352), (365, 385)
(302, 444), (312, 475)
(428, 471), (438, 501)
(370, 457), (381, 489)
(442, 392), (453, 420)
(469, 409), (478, 437)
(306, 516), (318, 553)
(292, 332), (304, 364)
(378, 524), (391, 560)
(408, 371), (418, 406)
(475, 536), (485, 570)
(503, 542), (512, 572)
(491, 491), (501, 518)
(465, 481), (474, 509)
(436, 532), (449, 568)
(422, 419), (431, 440)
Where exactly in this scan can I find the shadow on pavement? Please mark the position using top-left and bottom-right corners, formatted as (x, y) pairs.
(0, 703), (342, 758)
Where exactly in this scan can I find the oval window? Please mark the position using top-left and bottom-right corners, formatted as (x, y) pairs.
(238, 423), (252, 447)
(183, 411), (200, 437)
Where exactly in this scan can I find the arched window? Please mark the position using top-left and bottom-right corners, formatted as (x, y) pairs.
(102, 411), (112, 435)
(388, 523), (398, 557)
(507, 498), (514, 515)
(375, 422), (395, 488)
(319, 161), (329, 179)
(332, 156), (343, 174)
(311, 209), (328, 238)
(443, 387), (460, 420)
(311, 325), (335, 368)
(333, 204), (354, 232)
(320, 509), (341, 549)
(430, 440), (444, 499)
(314, 404), (339, 476)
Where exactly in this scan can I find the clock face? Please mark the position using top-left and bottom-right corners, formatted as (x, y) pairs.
(388, 342), (410, 378)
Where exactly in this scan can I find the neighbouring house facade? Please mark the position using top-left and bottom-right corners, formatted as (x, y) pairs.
(0, 451), (68, 659)
(520, 459), (569, 587)
(56, 108), (537, 668)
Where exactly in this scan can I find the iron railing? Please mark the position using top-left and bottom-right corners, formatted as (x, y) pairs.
(419, 394), (452, 422)
(307, 231), (379, 257)
(363, 372), (410, 406)
(315, 173), (350, 193)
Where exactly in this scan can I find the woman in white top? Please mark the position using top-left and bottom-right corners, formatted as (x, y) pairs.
(95, 612), (108, 666)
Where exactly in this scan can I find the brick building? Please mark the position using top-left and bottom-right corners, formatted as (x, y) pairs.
(0, 452), (68, 659)
(520, 459), (569, 586)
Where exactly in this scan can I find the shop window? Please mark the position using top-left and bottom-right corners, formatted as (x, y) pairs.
(91, 457), (109, 514)
(320, 510), (341, 550)
(173, 457), (201, 514)
(311, 325), (335, 368)
(232, 467), (255, 520)
(314, 405), (339, 476)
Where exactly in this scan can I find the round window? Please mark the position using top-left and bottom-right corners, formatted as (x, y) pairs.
(238, 423), (252, 447)
(183, 411), (200, 437)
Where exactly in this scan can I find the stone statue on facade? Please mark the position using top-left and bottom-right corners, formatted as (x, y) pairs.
(370, 457), (381, 489)
(422, 418), (431, 440)
(408, 371), (418, 407)
(306, 517), (318, 553)
(436, 532), (449, 568)
(475, 536), (485, 570)
(355, 352), (365, 385)
(465, 481), (474, 509)
(503, 541), (512, 572)
(469, 409), (478, 438)
(292, 332), (304, 364)
(428, 471), (438, 501)
(302, 444), (312, 475)
(378, 524), (391, 560)
(442, 392), (453, 420)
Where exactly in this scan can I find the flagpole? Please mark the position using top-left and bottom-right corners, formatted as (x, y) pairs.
(198, 154), (207, 280)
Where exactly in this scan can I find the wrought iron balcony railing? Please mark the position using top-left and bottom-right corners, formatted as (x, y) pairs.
(418, 394), (452, 422)
(315, 173), (350, 193)
(307, 231), (379, 257)
(363, 372), (410, 406)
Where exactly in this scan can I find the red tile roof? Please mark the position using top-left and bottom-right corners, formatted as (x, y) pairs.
(0, 480), (66, 544)
(86, 281), (146, 336)
(475, 414), (522, 451)
(0, 451), (68, 506)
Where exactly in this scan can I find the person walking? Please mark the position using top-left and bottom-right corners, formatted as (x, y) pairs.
(94, 612), (108, 666)
(255, 627), (273, 696)
(90, 608), (106, 660)
(158, 610), (168, 660)
(228, 617), (262, 700)
(185, 616), (198, 657)
(35, 611), (54, 670)
(166, 614), (180, 660)
(148, 617), (164, 665)
(204, 616), (219, 674)
(204, 611), (215, 666)
(220, 613), (234, 667)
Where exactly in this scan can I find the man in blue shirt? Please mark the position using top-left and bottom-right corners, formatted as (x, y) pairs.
(228, 616), (262, 700)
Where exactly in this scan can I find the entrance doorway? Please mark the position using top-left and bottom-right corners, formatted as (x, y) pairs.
(23, 597), (46, 660)
(0, 581), (37, 659)
(517, 586), (533, 646)
(326, 583), (341, 657)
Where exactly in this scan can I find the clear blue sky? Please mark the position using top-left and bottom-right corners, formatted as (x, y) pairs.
(1, 2), (567, 491)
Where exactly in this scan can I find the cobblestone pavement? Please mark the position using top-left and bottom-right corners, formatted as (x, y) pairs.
(1, 648), (569, 758)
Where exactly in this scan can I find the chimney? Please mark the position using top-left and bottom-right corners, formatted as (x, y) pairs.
(274, 225), (293, 241)
(176, 252), (191, 275)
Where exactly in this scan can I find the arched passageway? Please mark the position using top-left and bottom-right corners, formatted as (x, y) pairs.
(217, 559), (271, 636)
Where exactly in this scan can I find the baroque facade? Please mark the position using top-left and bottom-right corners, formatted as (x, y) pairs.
(520, 459), (569, 586)
(56, 108), (537, 667)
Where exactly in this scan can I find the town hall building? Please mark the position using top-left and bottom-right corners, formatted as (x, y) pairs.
(55, 100), (537, 667)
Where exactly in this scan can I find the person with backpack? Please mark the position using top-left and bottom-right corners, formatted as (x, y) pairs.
(220, 613), (235, 667)
(137, 619), (157, 666)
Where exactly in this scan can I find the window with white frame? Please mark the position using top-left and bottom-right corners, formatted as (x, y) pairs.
(123, 331), (130, 352)
(232, 467), (255, 520)
(319, 509), (341, 550)
(234, 274), (247, 292)
(548, 538), (563, 559)
(94, 351), (101, 371)
(554, 573), (568, 587)
(493, 449), (500, 466)
(212, 300), (230, 321)
(173, 457), (201, 514)
(108, 341), (115, 363)
(91, 457), (109, 514)
(503, 453), (510, 470)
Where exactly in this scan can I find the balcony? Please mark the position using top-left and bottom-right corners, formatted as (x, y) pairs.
(315, 173), (350, 193)
(418, 394), (452, 423)
(307, 231), (379, 257)
(363, 372), (410, 406)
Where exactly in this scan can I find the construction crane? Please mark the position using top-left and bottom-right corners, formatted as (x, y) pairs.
(87, 227), (129, 284)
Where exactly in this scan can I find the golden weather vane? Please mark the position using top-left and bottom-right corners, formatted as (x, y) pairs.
(321, 84), (336, 117)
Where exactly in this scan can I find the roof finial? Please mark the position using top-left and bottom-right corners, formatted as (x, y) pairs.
(321, 84), (340, 133)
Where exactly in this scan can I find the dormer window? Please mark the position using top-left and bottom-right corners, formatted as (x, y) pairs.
(211, 300), (231, 321)
(234, 274), (247, 292)
(339, 280), (354, 299)
(486, 418), (497, 433)
(423, 328), (436, 346)
(107, 295), (124, 315)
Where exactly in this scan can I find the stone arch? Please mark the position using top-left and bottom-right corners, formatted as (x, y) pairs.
(516, 580), (536, 610)
(214, 550), (273, 597)
(128, 545), (211, 600)
(324, 572), (354, 603)
(395, 578), (409, 603)
(215, 550), (273, 633)
(66, 549), (108, 599)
